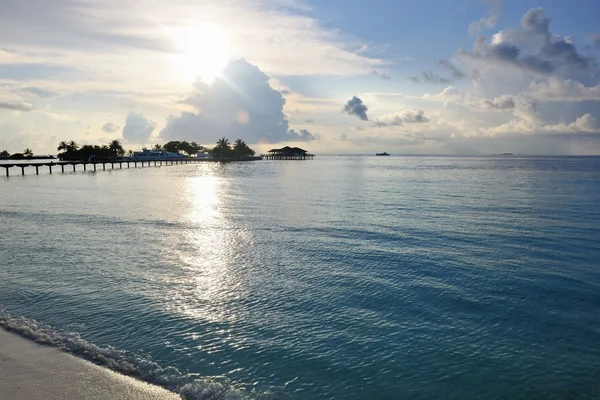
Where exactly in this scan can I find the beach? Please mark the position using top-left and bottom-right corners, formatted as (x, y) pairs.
(0, 328), (179, 400)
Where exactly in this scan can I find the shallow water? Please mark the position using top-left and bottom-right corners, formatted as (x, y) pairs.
(1, 156), (600, 399)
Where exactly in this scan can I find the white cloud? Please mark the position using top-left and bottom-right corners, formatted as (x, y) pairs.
(423, 85), (460, 102)
(102, 121), (119, 133)
(543, 113), (600, 134)
(122, 112), (155, 143)
(160, 59), (318, 144)
(469, 0), (502, 36)
(0, 0), (384, 78)
(527, 78), (600, 102)
(371, 109), (430, 127)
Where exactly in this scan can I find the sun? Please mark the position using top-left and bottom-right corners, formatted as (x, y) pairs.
(170, 23), (230, 84)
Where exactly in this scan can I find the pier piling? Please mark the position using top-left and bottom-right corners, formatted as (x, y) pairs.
(3, 156), (260, 179)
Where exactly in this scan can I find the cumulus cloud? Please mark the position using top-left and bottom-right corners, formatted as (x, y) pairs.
(372, 109), (430, 127)
(342, 96), (369, 121)
(481, 95), (515, 109)
(102, 121), (119, 133)
(160, 59), (318, 144)
(371, 116), (403, 128)
(460, 35), (554, 75)
(543, 113), (600, 134)
(122, 112), (155, 143)
(403, 109), (430, 123)
(527, 78), (600, 102)
(469, 0), (502, 35)
(459, 8), (597, 76)
(0, 101), (32, 111)
(513, 98), (540, 126)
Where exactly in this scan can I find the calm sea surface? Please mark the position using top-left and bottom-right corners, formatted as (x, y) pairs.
(1, 156), (599, 399)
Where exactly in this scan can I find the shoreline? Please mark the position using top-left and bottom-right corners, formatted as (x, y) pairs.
(0, 327), (180, 400)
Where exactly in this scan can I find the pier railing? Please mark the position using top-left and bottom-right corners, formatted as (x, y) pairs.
(0, 156), (261, 177)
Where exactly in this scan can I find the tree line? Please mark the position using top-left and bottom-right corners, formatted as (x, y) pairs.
(1, 137), (256, 161)
(0, 148), (37, 159)
(152, 138), (255, 157)
(58, 140), (127, 160)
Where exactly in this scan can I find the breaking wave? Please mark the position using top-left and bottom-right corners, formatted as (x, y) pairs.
(0, 309), (268, 400)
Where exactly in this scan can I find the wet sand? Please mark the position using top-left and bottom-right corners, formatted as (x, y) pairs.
(0, 328), (179, 400)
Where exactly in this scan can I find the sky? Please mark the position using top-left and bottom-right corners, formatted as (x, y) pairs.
(1, 0), (600, 155)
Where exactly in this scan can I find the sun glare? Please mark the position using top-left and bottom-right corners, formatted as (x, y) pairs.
(170, 23), (230, 84)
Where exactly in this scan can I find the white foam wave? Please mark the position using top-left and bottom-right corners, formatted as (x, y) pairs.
(0, 309), (256, 400)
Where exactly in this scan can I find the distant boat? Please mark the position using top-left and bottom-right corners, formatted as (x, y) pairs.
(376, 152), (390, 156)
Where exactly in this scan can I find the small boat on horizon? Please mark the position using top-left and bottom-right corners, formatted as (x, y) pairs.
(376, 152), (390, 156)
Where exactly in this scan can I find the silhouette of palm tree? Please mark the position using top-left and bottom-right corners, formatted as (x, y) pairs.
(216, 137), (230, 149)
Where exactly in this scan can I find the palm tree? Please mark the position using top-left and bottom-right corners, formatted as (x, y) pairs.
(0, 150), (10, 158)
(23, 148), (33, 157)
(233, 139), (255, 157)
(190, 141), (202, 154)
(57, 141), (69, 152)
(212, 137), (231, 158)
(109, 139), (125, 157)
(153, 144), (162, 150)
(216, 137), (230, 149)
(68, 141), (79, 152)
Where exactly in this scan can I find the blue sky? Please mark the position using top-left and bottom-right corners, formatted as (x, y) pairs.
(1, 0), (600, 154)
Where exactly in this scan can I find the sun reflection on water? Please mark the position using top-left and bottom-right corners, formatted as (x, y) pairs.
(159, 170), (251, 327)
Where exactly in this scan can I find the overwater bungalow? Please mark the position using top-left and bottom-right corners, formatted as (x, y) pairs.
(262, 146), (314, 160)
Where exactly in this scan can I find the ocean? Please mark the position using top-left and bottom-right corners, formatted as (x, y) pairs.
(1, 155), (599, 399)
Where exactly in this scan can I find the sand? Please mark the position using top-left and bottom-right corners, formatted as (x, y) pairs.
(0, 328), (180, 400)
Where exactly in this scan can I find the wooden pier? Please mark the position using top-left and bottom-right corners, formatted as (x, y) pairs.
(0, 157), (261, 177)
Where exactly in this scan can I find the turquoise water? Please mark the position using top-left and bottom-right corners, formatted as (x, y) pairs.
(1, 156), (599, 399)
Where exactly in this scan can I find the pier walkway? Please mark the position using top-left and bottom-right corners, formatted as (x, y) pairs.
(0, 157), (261, 177)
